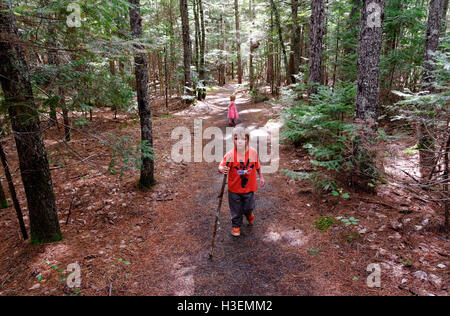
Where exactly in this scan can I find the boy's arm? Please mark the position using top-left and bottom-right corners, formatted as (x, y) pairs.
(219, 164), (230, 174)
(256, 167), (265, 187)
(219, 156), (231, 174)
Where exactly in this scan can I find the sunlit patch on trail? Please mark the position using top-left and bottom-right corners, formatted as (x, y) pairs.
(239, 108), (264, 115)
(172, 264), (196, 296)
(264, 120), (283, 130)
(262, 228), (308, 247)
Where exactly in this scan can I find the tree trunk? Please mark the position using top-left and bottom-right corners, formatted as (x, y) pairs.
(291, 0), (301, 83)
(180, 0), (193, 103)
(0, 177), (8, 209)
(299, 24), (304, 66)
(353, 0), (386, 190)
(308, 0), (325, 96)
(0, 2), (61, 244)
(218, 11), (226, 86)
(444, 133), (449, 230)
(169, 0), (175, 97)
(198, 0), (207, 100)
(235, 0), (243, 84)
(193, 0), (200, 72)
(321, 0), (329, 86)
(129, 0), (155, 188)
(332, 16), (340, 89)
(271, 0), (290, 86)
(61, 88), (71, 142)
(0, 138), (27, 239)
(109, 59), (118, 119)
(46, 20), (58, 128)
(164, 46), (169, 114)
(419, 0), (444, 179)
(249, 0), (255, 90)
(267, 7), (275, 94)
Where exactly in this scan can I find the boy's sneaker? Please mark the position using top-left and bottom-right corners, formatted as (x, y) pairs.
(247, 214), (255, 226)
(231, 227), (241, 237)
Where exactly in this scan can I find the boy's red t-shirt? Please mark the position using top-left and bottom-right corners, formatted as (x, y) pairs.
(220, 147), (261, 194)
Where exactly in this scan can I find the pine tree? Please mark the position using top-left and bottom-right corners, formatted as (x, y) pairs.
(0, 1), (61, 244)
(353, 0), (386, 189)
(308, 0), (325, 96)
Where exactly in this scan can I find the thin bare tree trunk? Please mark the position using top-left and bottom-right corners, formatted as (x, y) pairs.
(129, 0), (155, 188)
(193, 0), (200, 72)
(180, 0), (193, 103)
(271, 0), (290, 85)
(0, 139), (27, 239)
(0, 176), (8, 209)
(198, 0), (207, 100)
(235, 0), (243, 84)
(445, 133), (449, 230)
(291, 0), (301, 83)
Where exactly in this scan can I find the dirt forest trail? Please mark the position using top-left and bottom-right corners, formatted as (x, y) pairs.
(132, 84), (316, 295)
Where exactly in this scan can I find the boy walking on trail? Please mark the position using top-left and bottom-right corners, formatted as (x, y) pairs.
(219, 127), (265, 237)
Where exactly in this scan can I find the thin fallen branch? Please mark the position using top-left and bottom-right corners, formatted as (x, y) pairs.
(400, 170), (420, 184)
(65, 192), (77, 225)
(359, 197), (399, 210)
(0, 140), (28, 240)
(50, 154), (100, 170)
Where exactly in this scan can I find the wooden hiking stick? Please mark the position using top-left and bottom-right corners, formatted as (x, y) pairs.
(208, 159), (231, 261)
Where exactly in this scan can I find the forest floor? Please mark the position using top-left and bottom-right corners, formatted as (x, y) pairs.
(0, 84), (448, 296)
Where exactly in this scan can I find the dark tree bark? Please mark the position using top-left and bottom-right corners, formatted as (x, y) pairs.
(419, 0), (445, 179)
(193, 0), (200, 72)
(110, 59), (118, 119)
(332, 16), (340, 88)
(180, 0), (193, 103)
(46, 20), (58, 128)
(444, 132), (449, 230)
(235, 0), (243, 84)
(164, 47), (169, 114)
(218, 11), (226, 86)
(321, 0), (329, 86)
(267, 7), (275, 94)
(353, 0), (385, 189)
(290, 0), (301, 83)
(129, 0), (155, 188)
(198, 0), (207, 100)
(249, 0), (255, 90)
(60, 88), (71, 142)
(299, 24), (304, 66)
(0, 177), (8, 209)
(422, 0), (445, 86)
(0, 2), (61, 244)
(308, 0), (325, 96)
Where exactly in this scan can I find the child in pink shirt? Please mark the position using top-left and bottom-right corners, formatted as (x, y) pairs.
(228, 95), (239, 126)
